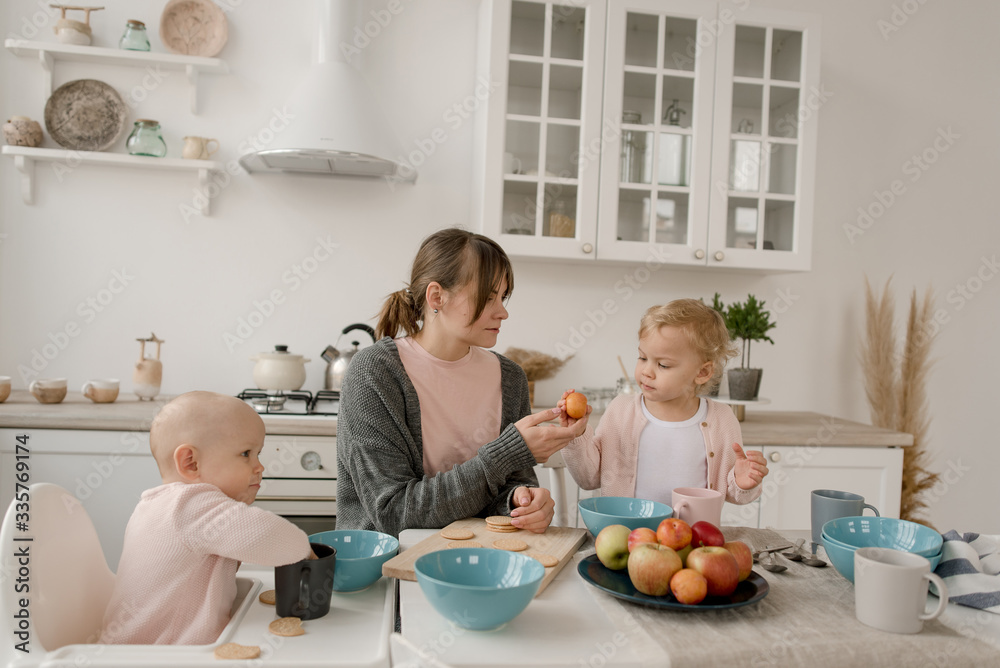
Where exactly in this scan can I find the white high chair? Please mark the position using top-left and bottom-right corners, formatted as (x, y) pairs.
(0, 483), (116, 662)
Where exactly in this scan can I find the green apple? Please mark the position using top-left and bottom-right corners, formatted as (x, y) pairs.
(595, 524), (631, 570)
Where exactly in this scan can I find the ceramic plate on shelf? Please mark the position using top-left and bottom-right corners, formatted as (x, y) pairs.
(160, 0), (228, 57)
(44, 79), (127, 152)
(577, 554), (769, 611)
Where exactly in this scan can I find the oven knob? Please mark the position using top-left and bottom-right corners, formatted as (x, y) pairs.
(301, 451), (323, 471)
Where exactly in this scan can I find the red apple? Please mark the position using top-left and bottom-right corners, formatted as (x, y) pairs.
(595, 524), (631, 570)
(723, 540), (754, 582)
(628, 527), (658, 553)
(686, 546), (740, 597)
(627, 543), (682, 597)
(669, 568), (708, 605)
(656, 518), (692, 551)
(690, 520), (725, 548)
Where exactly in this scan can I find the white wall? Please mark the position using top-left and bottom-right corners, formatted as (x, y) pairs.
(2, 0), (997, 533)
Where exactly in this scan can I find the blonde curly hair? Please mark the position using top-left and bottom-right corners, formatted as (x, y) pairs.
(638, 299), (738, 395)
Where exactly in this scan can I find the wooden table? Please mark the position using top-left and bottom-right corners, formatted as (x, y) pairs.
(397, 527), (1000, 667)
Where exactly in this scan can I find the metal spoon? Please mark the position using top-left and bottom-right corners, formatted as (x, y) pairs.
(783, 538), (827, 567)
(758, 550), (787, 573)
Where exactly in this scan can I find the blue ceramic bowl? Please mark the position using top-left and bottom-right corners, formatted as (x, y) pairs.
(309, 530), (399, 592)
(822, 533), (942, 583)
(577, 497), (673, 537)
(821, 516), (943, 557)
(414, 548), (544, 631)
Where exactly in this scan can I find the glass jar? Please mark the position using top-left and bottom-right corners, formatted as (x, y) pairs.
(119, 20), (150, 51)
(126, 120), (167, 157)
(620, 110), (645, 183)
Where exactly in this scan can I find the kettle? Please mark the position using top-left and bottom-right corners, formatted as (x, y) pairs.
(322, 323), (376, 391)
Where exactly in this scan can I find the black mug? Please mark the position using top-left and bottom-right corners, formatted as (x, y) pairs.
(274, 543), (336, 620)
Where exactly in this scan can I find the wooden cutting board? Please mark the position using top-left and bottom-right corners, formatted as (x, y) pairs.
(382, 517), (588, 596)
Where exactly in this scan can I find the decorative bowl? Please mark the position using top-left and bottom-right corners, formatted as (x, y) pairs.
(578, 497), (673, 537)
(309, 529), (398, 592)
(822, 533), (942, 583)
(414, 548), (544, 630)
(821, 516), (943, 557)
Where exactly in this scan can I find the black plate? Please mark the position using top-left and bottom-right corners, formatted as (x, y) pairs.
(577, 554), (769, 610)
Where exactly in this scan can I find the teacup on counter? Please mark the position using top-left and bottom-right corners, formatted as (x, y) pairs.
(671, 487), (724, 526)
(0, 376), (10, 403)
(29, 378), (67, 404)
(82, 379), (120, 404)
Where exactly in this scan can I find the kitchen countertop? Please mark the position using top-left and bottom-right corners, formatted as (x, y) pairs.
(0, 391), (336, 436)
(0, 393), (906, 446)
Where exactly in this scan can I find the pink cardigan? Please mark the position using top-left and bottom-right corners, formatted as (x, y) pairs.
(561, 394), (761, 505)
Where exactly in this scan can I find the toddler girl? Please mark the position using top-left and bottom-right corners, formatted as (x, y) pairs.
(561, 299), (768, 507)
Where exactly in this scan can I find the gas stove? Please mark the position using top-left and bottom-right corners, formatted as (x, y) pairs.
(236, 389), (339, 417)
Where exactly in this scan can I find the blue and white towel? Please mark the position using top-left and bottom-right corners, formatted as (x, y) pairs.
(934, 531), (1000, 613)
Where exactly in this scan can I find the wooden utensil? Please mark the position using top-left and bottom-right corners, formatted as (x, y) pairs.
(382, 518), (587, 596)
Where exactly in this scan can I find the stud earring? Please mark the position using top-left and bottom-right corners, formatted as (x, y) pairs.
(433, 308), (439, 314)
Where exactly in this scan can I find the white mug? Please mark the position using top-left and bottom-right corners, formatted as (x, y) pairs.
(854, 547), (949, 634)
(671, 487), (724, 526)
(502, 151), (522, 174)
(82, 379), (120, 403)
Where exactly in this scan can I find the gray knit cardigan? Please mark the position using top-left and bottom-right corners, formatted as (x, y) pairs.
(335, 337), (539, 536)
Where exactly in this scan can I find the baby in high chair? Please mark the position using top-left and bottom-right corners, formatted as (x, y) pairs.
(100, 391), (314, 645)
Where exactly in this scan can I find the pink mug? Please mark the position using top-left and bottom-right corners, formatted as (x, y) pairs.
(671, 487), (724, 526)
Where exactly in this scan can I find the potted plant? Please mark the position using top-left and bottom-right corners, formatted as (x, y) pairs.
(725, 294), (776, 400)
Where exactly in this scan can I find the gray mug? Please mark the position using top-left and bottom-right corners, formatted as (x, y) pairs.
(811, 489), (879, 545)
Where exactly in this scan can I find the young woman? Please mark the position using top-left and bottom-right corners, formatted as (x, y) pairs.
(336, 228), (587, 536)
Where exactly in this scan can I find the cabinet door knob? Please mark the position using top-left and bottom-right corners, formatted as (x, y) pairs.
(582, 243), (594, 254)
(713, 250), (725, 262)
(769, 452), (781, 463)
(694, 249), (705, 260)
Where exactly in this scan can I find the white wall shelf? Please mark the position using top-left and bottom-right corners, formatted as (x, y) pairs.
(1, 146), (225, 216)
(3, 39), (229, 114)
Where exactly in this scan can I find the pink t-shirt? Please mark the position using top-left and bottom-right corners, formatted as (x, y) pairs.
(100, 483), (311, 645)
(395, 337), (502, 476)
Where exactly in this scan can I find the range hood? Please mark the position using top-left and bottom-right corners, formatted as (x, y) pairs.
(239, 0), (412, 180)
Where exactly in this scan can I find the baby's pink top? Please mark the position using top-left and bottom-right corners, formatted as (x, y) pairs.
(100, 482), (311, 645)
(395, 337), (502, 476)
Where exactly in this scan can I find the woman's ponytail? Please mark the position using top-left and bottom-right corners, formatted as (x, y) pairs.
(375, 289), (420, 339)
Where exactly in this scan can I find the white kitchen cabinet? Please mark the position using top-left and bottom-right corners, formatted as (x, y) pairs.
(0, 428), (158, 571)
(754, 445), (903, 532)
(475, 1), (821, 271)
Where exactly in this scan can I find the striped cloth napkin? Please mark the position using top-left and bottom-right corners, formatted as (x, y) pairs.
(933, 531), (1000, 613)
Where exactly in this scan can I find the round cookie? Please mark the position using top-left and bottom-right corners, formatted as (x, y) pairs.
(269, 617), (305, 637)
(258, 589), (276, 605)
(448, 541), (484, 548)
(528, 552), (558, 567)
(214, 643), (261, 660)
(492, 538), (528, 552)
(440, 527), (476, 540)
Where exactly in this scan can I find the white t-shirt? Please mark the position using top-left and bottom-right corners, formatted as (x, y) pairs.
(633, 397), (708, 505)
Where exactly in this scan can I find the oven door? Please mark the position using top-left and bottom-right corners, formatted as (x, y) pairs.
(256, 434), (337, 535)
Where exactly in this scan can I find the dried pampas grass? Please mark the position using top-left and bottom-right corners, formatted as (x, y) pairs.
(860, 277), (941, 528)
(503, 348), (572, 381)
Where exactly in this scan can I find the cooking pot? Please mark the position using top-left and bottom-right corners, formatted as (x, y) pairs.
(250, 345), (310, 391)
(322, 323), (376, 391)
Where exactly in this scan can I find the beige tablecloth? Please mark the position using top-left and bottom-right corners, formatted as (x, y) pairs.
(578, 527), (1000, 668)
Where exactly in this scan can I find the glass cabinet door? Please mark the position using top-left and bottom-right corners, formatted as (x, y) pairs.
(707, 9), (822, 271)
(596, 0), (719, 265)
(479, 0), (607, 259)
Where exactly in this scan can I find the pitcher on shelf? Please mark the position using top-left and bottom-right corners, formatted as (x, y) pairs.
(133, 333), (164, 400)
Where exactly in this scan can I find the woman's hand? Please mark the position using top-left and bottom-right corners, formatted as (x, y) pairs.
(510, 486), (554, 533)
(556, 388), (593, 427)
(733, 442), (769, 490)
(515, 408), (588, 464)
